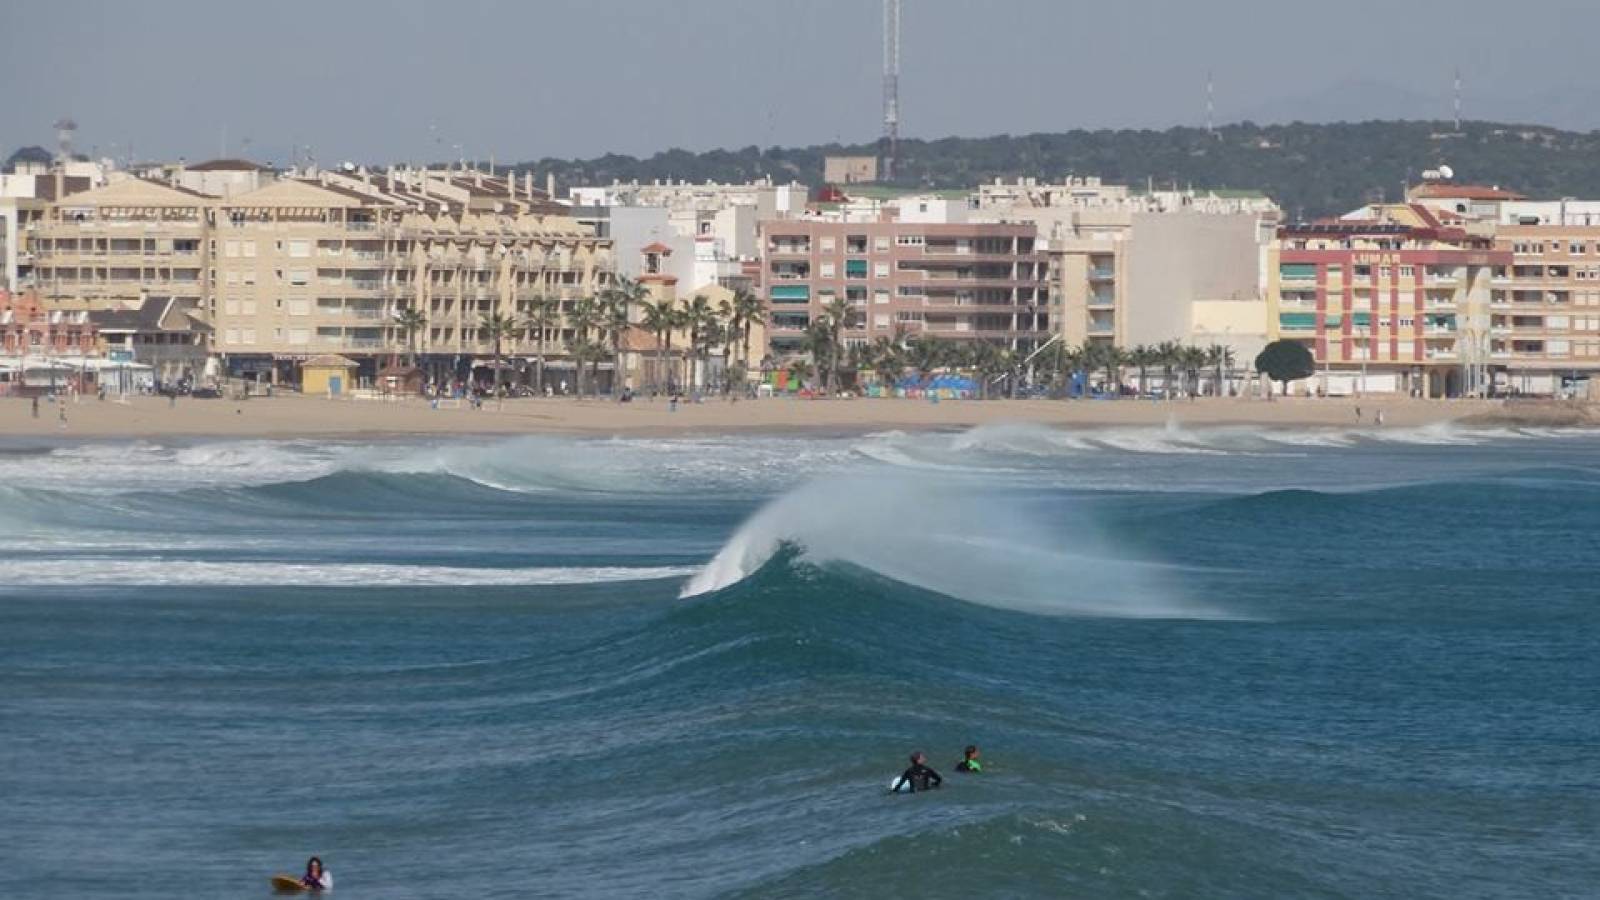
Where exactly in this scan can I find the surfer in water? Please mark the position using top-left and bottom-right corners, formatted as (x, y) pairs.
(891, 751), (943, 793)
(956, 745), (982, 773)
(301, 857), (332, 891)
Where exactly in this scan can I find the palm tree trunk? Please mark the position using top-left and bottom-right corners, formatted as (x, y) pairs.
(535, 324), (545, 395)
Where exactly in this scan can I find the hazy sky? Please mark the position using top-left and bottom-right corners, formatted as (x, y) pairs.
(4, 0), (1597, 166)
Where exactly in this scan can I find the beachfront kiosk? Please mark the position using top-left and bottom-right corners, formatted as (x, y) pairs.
(300, 354), (359, 397)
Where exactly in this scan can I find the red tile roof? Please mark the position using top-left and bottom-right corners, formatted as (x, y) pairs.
(1410, 183), (1525, 201)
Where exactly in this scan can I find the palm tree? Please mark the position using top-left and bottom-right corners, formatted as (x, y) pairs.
(570, 339), (609, 397)
(907, 335), (945, 385)
(1085, 342), (1125, 395)
(1129, 344), (1154, 397)
(820, 295), (854, 394)
(1206, 343), (1235, 397)
(803, 319), (836, 392)
(605, 275), (648, 398)
(717, 295), (739, 396)
(525, 293), (560, 396)
(638, 298), (676, 394)
(682, 294), (715, 392)
(478, 311), (522, 398)
(786, 357), (814, 391)
(1154, 340), (1181, 399)
(1180, 345), (1207, 400)
(868, 336), (903, 396)
(602, 292), (631, 398)
(730, 287), (767, 372)
(567, 296), (604, 396)
(393, 306), (427, 367)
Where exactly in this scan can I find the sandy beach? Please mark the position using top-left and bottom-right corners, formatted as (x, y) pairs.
(3, 392), (1589, 440)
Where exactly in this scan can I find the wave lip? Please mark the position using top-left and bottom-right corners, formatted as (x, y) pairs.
(682, 472), (1227, 619)
(0, 560), (697, 587)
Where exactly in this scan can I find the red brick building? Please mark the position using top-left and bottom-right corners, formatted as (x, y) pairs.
(0, 289), (98, 356)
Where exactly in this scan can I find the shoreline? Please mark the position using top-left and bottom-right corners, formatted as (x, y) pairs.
(2, 394), (1593, 442)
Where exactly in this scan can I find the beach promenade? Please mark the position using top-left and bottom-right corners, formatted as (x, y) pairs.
(3, 393), (1579, 440)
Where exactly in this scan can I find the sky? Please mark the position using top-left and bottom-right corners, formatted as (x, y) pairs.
(3, 0), (1598, 166)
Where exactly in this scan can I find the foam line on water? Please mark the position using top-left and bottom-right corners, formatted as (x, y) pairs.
(0, 560), (696, 587)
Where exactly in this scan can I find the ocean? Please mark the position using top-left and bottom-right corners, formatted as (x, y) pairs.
(1, 423), (1596, 899)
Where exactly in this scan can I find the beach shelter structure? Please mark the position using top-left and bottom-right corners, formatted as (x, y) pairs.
(300, 354), (359, 396)
(377, 363), (425, 396)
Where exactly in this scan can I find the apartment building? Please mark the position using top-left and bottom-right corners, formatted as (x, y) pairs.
(759, 214), (1050, 358)
(1389, 183), (1600, 396)
(975, 178), (1278, 359)
(1, 157), (107, 291)
(566, 178), (804, 290)
(1268, 213), (1510, 397)
(26, 164), (612, 386)
(1490, 206), (1600, 394)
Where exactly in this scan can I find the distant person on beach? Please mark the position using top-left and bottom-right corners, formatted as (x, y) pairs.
(300, 856), (332, 891)
(1375, 410), (1385, 426)
(31, 396), (39, 418)
(891, 751), (943, 793)
(955, 745), (983, 773)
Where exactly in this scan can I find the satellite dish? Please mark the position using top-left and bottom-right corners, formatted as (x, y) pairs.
(341, 161), (357, 172)
(1438, 164), (1454, 180)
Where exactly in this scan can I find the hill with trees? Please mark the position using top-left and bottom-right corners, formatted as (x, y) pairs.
(512, 120), (1600, 219)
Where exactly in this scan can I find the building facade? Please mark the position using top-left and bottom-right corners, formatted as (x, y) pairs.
(1268, 216), (1510, 397)
(25, 165), (613, 388)
(974, 178), (1277, 357)
(759, 216), (1050, 358)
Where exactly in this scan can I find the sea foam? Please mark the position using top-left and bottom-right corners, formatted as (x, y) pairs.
(681, 471), (1225, 619)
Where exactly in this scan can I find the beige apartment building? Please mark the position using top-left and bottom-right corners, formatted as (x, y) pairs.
(1382, 184), (1600, 396)
(26, 164), (612, 386)
(974, 178), (1278, 361)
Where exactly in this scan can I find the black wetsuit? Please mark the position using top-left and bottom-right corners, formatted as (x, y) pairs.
(893, 763), (943, 793)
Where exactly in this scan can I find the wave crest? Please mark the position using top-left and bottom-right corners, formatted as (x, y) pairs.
(681, 472), (1224, 619)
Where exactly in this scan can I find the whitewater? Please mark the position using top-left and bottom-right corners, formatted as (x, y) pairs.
(2, 424), (1596, 898)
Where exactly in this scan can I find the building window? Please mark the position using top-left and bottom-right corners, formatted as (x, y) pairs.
(874, 236), (891, 252)
(820, 262), (836, 278)
(820, 236), (836, 252)
(845, 259), (869, 279)
(896, 235), (924, 247)
(874, 262), (890, 278)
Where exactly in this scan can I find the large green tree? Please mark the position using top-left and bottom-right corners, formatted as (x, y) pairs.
(1254, 339), (1316, 397)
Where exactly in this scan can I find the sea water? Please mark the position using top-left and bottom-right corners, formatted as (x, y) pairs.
(1, 424), (1596, 898)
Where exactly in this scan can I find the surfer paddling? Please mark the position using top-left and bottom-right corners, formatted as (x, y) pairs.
(890, 751), (943, 793)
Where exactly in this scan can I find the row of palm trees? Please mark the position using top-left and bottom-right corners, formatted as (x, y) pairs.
(390, 277), (768, 397)
(1038, 340), (1239, 398)
(782, 328), (1240, 400)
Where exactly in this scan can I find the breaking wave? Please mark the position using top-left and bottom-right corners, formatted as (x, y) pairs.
(680, 472), (1224, 619)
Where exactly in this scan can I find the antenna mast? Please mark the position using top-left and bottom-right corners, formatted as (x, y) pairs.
(882, 0), (900, 181)
(1206, 70), (1215, 136)
(1453, 67), (1462, 132)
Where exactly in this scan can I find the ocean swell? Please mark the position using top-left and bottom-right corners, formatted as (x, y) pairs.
(681, 472), (1222, 619)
